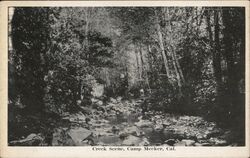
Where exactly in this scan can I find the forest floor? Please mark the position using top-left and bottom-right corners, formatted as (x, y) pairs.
(9, 96), (240, 146)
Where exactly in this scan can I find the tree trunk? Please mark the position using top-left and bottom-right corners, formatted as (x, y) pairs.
(84, 8), (89, 51)
(206, 9), (223, 96)
(139, 43), (151, 93)
(213, 10), (223, 94)
(222, 9), (239, 101)
(155, 9), (170, 79)
(165, 8), (184, 92)
(135, 47), (141, 79)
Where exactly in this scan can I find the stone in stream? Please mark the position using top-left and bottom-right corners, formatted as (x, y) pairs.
(194, 142), (202, 146)
(9, 133), (44, 146)
(196, 133), (206, 140)
(201, 143), (212, 146)
(91, 83), (104, 98)
(162, 121), (171, 127)
(116, 96), (122, 102)
(122, 135), (142, 146)
(206, 128), (224, 139)
(154, 124), (164, 131)
(164, 139), (176, 146)
(67, 127), (92, 145)
(52, 128), (75, 146)
(119, 126), (141, 137)
(119, 132), (129, 140)
(138, 137), (150, 146)
(135, 119), (153, 128)
(110, 97), (117, 103)
(181, 139), (196, 146)
(112, 126), (120, 134)
(208, 137), (227, 146)
(52, 128), (64, 146)
(97, 135), (122, 145)
(94, 127), (114, 137)
(173, 141), (186, 146)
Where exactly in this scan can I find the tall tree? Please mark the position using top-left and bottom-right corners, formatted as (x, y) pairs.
(11, 8), (53, 112)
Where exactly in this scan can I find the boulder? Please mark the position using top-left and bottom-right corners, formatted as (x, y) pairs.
(67, 127), (92, 145)
(9, 133), (44, 146)
(96, 100), (103, 106)
(164, 139), (176, 146)
(209, 137), (227, 146)
(181, 139), (195, 146)
(154, 124), (164, 131)
(162, 121), (171, 127)
(135, 119), (153, 128)
(52, 128), (64, 146)
(110, 98), (117, 103)
(194, 142), (202, 146)
(116, 96), (122, 102)
(206, 128), (223, 138)
(122, 135), (142, 146)
(111, 126), (120, 134)
(120, 126), (141, 137)
(173, 141), (186, 146)
(201, 143), (212, 146)
(52, 128), (75, 146)
(91, 83), (104, 98)
(138, 137), (150, 146)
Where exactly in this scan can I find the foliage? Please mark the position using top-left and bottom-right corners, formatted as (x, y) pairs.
(10, 7), (114, 113)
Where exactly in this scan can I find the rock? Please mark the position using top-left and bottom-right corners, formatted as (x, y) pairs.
(154, 124), (164, 131)
(120, 126), (141, 136)
(52, 128), (75, 146)
(52, 128), (64, 146)
(110, 98), (117, 103)
(121, 122), (128, 126)
(96, 100), (103, 106)
(67, 127), (92, 145)
(9, 133), (44, 146)
(201, 143), (212, 146)
(171, 129), (185, 139)
(164, 139), (176, 146)
(181, 139), (195, 146)
(122, 135), (142, 146)
(62, 116), (70, 121)
(196, 134), (205, 140)
(209, 137), (227, 146)
(80, 106), (92, 114)
(100, 119), (109, 124)
(26, 133), (37, 140)
(206, 128), (223, 138)
(91, 83), (104, 98)
(116, 96), (122, 102)
(194, 142), (202, 146)
(174, 141), (186, 146)
(185, 132), (197, 140)
(162, 144), (171, 146)
(119, 133), (129, 140)
(219, 130), (231, 139)
(94, 127), (114, 137)
(138, 137), (150, 146)
(97, 135), (121, 145)
(68, 113), (87, 124)
(162, 121), (171, 127)
(135, 119), (153, 128)
(112, 126), (120, 134)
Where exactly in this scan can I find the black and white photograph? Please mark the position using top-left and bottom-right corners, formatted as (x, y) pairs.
(7, 5), (246, 148)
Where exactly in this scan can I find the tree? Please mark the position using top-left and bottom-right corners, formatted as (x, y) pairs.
(11, 8), (54, 112)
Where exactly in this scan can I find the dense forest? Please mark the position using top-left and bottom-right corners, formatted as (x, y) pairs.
(8, 7), (245, 146)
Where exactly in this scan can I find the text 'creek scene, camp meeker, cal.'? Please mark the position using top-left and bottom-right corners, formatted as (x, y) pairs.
(8, 7), (245, 146)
